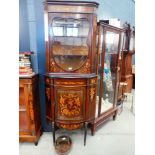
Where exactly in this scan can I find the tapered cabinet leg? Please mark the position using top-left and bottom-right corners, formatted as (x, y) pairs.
(91, 124), (95, 136)
(113, 111), (117, 121)
(52, 122), (55, 145)
(84, 122), (88, 146)
(34, 141), (38, 146)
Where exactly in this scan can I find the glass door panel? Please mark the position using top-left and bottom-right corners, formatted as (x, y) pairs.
(50, 17), (90, 71)
(100, 31), (119, 114)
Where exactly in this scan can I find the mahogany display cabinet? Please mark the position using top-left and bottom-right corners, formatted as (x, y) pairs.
(19, 74), (42, 145)
(44, 0), (99, 145)
(91, 21), (125, 135)
(121, 23), (135, 93)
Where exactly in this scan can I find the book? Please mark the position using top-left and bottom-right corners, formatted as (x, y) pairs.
(19, 52), (35, 76)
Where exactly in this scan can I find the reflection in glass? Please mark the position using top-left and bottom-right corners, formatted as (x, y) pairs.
(106, 32), (119, 53)
(96, 30), (119, 117)
(101, 53), (115, 113)
(100, 31), (119, 113)
(51, 17), (90, 71)
(129, 36), (135, 51)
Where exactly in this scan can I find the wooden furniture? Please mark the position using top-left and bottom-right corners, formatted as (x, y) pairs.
(91, 21), (124, 135)
(132, 65), (135, 89)
(121, 24), (135, 93)
(44, 0), (99, 145)
(19, 74), (42, 145)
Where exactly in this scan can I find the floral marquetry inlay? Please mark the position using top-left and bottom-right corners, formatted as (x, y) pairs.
(75, 59), (91, 73)
(46, 88), (50, 102)
(50, 59), (64, 72)
(57, 123), (83, 130)
(59, 93), (82, 118)
(90, 79), (96, 84)
(56, 81), (84, 85)
(90, 87), (95, 102)
(50, 58), (90, 73)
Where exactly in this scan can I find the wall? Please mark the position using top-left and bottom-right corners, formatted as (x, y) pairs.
(19, 0), (135, 131)
(19, 0), (30, 51)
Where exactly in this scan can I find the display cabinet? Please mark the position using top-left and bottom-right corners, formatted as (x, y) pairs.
(91, 21), (124, 135)
(44, 0), (99, 145)
(19, 74), (42, 145)
(121, 23), (135, 93)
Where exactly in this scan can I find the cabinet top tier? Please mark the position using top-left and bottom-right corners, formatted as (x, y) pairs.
(45, 0), (99, 14)
(98, 20), (125, 32)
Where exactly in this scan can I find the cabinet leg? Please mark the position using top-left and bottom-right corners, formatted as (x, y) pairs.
(113, 111), (117, 121)
(91, 124), (95, 136)
(52, 122), (55, 145)
(84, 122), (88, 146)
(34, 141), (38, 146)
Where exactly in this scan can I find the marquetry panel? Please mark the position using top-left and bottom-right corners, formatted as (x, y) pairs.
(57, 123), (83, 130)
(54, 79), (86, 86)
(55, 87), (85, 121)
(50, 59), (91, 74)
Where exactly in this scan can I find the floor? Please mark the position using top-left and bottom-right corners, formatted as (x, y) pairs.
(19, 90), (135, 155)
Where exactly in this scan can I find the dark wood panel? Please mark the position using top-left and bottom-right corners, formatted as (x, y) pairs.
(19, 74), (42, 145)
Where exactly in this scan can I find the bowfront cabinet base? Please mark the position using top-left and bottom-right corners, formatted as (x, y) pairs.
(45, 73), (97, 146)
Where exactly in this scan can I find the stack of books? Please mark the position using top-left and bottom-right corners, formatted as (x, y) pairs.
(19, 52), (35, 76)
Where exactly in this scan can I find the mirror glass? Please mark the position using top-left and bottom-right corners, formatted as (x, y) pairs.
(50, 17), (90, 71)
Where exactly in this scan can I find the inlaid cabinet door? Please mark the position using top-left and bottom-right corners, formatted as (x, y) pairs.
(19, 85), (31, 135)
(54, 86), (86, 122)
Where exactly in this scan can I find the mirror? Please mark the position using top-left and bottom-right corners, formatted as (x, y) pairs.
(50, 17), (90, 71)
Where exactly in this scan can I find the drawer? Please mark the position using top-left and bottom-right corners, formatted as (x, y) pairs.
(54, 79), (86, 86)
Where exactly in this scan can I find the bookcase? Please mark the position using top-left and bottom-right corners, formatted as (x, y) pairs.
(19, 74), (42, 145)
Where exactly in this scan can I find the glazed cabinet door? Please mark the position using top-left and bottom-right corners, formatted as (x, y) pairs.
(47, 13), (95, 73)
(96, 23), (122, 117)
(19, 84), (31, 135)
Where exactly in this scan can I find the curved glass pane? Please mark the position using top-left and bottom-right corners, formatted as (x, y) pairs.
(51, 17), (90, 71)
